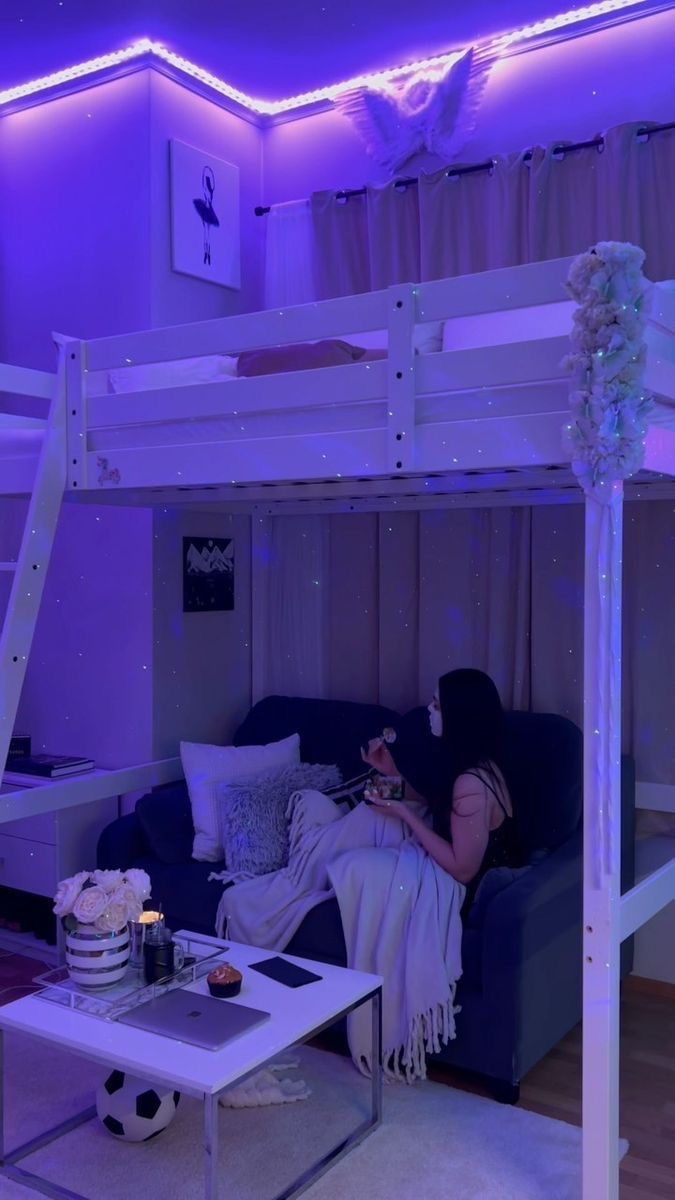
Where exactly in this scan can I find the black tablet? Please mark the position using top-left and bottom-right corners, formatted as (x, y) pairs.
(248, 956), (322, 988)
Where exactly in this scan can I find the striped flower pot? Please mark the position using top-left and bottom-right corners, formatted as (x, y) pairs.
(65, 924), (130, 989)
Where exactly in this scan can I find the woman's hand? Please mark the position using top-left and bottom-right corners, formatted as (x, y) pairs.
(364, 797), (412, 823)
(361, 737), (397, 776)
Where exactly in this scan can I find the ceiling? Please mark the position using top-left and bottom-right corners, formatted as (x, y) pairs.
(0, 0), (650, 102)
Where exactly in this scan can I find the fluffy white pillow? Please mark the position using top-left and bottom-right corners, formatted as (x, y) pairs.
(180, 733), (301, 862)
(109, 354), (238, 394)
(342, 321), (443, 355)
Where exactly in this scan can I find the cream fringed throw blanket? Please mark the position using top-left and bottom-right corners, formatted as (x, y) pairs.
(212, 790), (465, 1083)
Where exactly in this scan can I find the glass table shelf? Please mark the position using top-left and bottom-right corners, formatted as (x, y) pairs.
(33, 933), (230, 1020)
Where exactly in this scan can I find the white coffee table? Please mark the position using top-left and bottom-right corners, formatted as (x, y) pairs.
(0, 932), (383, 1200)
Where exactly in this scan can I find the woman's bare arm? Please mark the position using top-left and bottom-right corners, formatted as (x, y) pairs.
(377, 775), (490, 885)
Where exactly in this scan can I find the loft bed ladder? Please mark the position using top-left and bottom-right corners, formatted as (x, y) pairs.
(0, 339), (71, 772)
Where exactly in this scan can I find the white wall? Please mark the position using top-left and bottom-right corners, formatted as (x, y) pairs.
(148, 73), (264, 325)
(152, 508), (252, 758)
(16, 503), (154, 768)
(0, 74), (155, 768)
(261, 7), (675, 203)
(0, 70), (260, 773)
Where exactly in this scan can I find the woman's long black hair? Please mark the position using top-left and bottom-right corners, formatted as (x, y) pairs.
(435, 668), (506, 828)
(389, 668), (506, 833)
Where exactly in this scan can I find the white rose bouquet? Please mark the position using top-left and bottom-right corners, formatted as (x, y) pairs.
(53, 868), (152, 932)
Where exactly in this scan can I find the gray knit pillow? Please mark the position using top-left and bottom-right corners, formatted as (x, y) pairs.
(216, 761), (341, 875)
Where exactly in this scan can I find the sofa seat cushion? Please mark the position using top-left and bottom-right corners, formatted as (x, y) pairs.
(132, 856), (225, 938)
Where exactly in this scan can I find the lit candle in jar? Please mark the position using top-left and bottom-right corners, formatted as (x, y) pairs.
(129, 910), (164, 967)
(138, 910), (163, 925)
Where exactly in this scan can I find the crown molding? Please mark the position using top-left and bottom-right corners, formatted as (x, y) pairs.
(0, 2), (671, 124)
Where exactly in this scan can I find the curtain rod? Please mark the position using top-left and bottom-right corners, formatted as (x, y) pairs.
(253, 120), (675, 215)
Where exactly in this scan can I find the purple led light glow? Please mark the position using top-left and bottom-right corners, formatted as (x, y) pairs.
(0, 1), (651, 116)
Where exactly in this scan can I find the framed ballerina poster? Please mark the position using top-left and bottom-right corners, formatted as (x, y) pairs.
(170, 140), (241, 289)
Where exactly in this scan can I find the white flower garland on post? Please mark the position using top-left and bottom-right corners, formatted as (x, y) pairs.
(564, 242), (653, 1200)
(564, 240), (653, 494)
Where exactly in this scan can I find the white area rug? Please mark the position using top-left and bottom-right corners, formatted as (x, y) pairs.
(0, 1033), (627, 1200)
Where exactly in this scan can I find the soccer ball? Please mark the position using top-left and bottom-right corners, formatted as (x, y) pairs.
(96, 1070), (181, 1142)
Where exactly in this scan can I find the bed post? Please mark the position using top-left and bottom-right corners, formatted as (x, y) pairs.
(53, 333), (87, 492)
(582, 481), (623, 1200)
(386, 283), (416, 474)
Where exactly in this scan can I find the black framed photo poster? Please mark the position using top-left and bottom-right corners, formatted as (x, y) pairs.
(183, 537), (234, 612)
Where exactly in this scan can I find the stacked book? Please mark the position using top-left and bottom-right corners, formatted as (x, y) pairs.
(6, 750), (95, 779)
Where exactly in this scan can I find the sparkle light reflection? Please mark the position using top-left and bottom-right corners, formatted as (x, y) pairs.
(0, 1), (651, 116)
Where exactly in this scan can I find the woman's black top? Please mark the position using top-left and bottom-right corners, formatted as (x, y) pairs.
(433, 769), (519, 918)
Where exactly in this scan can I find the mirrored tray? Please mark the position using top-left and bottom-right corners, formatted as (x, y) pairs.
(33, 933), (230, 1020)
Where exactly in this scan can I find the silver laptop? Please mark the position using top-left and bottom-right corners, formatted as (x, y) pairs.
(118, 987), (270, 1050)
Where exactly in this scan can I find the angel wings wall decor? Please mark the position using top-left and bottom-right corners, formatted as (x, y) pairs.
(332, 46), (495, 176)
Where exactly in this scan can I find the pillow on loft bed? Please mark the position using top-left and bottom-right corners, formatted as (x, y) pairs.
(108, 354), (238, 394)
(441, 302), (574, 353)
(340, 321), (443, 355)
(180, 732), (300, 862)
(217, 761), (341, 876)
(237, 339), (367, 377)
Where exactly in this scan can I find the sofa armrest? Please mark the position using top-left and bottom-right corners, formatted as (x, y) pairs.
(481, 833), (582, 976)
(478, 833), (583, 1079)
(97, 812), (148, 870)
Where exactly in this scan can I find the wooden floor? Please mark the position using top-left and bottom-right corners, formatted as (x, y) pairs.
(1, 954), (673, 1198)
(428, 976), (675, 1200)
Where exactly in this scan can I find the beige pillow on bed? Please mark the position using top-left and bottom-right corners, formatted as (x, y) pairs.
(237, 339), (366, 377)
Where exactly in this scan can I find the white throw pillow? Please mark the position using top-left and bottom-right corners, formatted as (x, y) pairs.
(109, 354), (238, 394)
(180, 733), (301, 862)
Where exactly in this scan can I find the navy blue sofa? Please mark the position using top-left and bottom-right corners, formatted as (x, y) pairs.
(97, 695), (635, 1102)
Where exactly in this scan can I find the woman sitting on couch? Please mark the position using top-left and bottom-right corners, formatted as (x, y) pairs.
(217, 668), (518, 1081)
(363, 668), (518, 911)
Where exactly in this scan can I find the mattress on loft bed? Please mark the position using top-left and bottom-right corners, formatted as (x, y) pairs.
(86, 322), (444, 398)
(77, 278), (674, 453)
(3, 280), (673, 464)
(86, 277), (675, 397)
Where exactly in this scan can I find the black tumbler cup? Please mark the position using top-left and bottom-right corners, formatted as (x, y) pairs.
(143, 927), (176, 983)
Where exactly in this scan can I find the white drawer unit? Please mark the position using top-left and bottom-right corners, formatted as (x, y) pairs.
(0, 781), (119, 953)
(0, 834), (57, 897)
(0, 811), (58, 845)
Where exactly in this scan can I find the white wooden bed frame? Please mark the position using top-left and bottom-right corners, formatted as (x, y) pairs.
(1, 254), (674, 1200)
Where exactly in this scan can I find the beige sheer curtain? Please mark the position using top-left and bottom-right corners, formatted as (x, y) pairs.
(258, 120), (675, 779)
(312, 508), (530, 715)
(418, 153), (530, 278)
(310, 191), (371, 298)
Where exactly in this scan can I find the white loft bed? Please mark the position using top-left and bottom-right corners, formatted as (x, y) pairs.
(1, 253), (674, 1200)
(1, 256), (674, 504)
